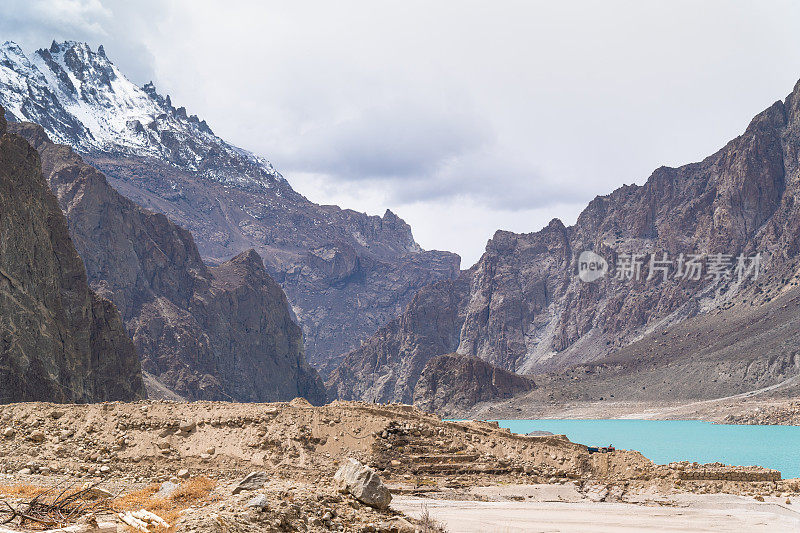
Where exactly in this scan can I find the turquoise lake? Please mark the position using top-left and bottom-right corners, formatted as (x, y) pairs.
(496, 419), (800, 479)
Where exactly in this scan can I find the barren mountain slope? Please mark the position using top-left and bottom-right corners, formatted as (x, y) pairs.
(0, 104), (144, 403)
(0, 40), (460, 374)
(331, 78), (800, 404)
(9, 121), (326, 403)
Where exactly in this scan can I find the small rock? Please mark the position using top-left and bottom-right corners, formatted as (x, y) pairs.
(177, 469), (190, 479)
(76, 513), (99, 527)
(232, 471), (268, 494)
(289, 397), (312, 408)
(99, 465), (111, 473)
(84, 487), (113, 500)
(154, 481), (179, 499)
(179, 420), (196, 434)
(206, 447), (216, 455)
(584, 484), (609, 502)
(49, 410), (65, 419)
(754, 495), (765, 502)
(334, 458), (392, 509)
(246, 494), (269, 511)
(29, 431), (45, 443)
(2, 427), (15, 438)
(18, 468), (31, 475)
(385, 517), (416, 533)
(200, 453), (211, 461)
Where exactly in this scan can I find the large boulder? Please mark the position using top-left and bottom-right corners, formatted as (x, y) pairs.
(334, 458), (392, 509)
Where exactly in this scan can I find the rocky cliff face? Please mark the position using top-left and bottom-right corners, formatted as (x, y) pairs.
(326, 274), (472, 403)
(331, 78), (800, 405)
(9, 121), (326, 403)
(0, 41), (460, 374)
(0, 105), (144, 403)
(412, 354), (534, 416)
(86, 154), (460, 377)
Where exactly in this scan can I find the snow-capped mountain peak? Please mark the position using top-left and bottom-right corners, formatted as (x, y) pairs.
(0, 40), (283, 190)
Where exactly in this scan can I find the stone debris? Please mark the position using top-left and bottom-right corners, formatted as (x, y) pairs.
(81, 485), (113, 500)
(383, 516), (417, 532)
(723, 401), (800, 425)
(154, 481), (179, 499)
(118, 509), (170, 531)
(334, 458), (392, 509)
(246, 493), (269, 511)
(232, 471), (269, 494)
(0, 400), (796, 532)
(178, 420), (196, 435)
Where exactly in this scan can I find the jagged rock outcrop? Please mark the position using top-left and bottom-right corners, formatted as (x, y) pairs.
(327, 274), (472, 403)
(0, 104), (144, 403)
(413, 354), (535, 416)
(9, 121), (326, 403)
(330, 77), (800, 404)
(0, 41), (460, 375)
(88, 155), (460, 377)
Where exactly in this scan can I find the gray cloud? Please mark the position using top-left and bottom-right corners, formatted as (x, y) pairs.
(4, 1), (800, 264)
(1, 0), (158, 83)
(277, 100), (491, 181)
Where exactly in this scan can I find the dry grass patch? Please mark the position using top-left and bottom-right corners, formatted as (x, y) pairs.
(169, 477), (215, 504)
(0, 483), (44, 499)
(112, 477), (218, 531)
(0, 483), (112, 530)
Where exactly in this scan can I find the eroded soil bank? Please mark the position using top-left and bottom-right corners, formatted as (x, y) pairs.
(0, 399), (797, 532)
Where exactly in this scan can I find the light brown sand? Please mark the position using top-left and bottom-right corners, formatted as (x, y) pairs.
(395, 492), (800, 532)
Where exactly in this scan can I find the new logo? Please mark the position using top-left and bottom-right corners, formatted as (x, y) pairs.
(577, 251), (608, 282)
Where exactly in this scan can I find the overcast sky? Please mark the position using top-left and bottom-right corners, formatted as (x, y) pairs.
(4, 1), (800, 265)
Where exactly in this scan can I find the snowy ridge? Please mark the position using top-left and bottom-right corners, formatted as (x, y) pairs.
(0, 40), (283, 190)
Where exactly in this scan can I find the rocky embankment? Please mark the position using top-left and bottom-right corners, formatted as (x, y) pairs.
(0, 104), (144, 403)
(723, 401), (800, 425)
(0, 400), (795, 532)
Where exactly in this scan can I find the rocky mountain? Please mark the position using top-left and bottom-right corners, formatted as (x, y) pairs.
(0, 104), (144, 403)
(331, 77), (800, 405)
(9, 120), (326, 403)
(412, 354), (534, 416)
(327, 275), (472, 403)
(0, 41), (460, 374)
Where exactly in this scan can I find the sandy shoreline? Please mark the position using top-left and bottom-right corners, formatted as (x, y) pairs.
(471, 395), (800, 425)
(395, 487), (800, 532)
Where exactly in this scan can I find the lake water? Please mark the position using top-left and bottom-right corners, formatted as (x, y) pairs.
(497, 419), (800, 479)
